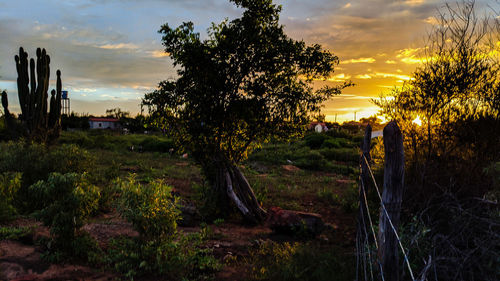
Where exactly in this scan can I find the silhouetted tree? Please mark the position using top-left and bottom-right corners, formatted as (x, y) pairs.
(374, 0), (499, 189)
(143, 0), (349, 222)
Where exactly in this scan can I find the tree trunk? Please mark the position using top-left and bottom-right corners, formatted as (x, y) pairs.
(212, 156), (267, 223)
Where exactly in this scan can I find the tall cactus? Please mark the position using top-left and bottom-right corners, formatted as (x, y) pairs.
(1, 47), (62, 143)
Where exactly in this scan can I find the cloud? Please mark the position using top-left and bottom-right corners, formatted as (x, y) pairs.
(374, 72), (413, 81)
(327, 73), (351, 82)
(99, 43), (139, 49)
(355, 74), (372, 79)
(341, 57), (376, 64)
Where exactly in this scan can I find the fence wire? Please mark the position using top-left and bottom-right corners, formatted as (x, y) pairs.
(356, 154), (417, 281)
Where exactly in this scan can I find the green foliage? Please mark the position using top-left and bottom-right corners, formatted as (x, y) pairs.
(316, 183), (358, 213)
(0, 172), (21, 222)
(0, 226), (33, 240)
(319, 147), (359, 163)
(248, 240), (354, 281)
(304, 133), (327, 149)
(30, 173), (100, 254)
(143, 0), (349, 191)
(0, 142), (94, 212)
(320, 138), (340, 149)
(106, 232), (220, 280)
(116, 176), (180, 242)
(59, 130), (174, 153)
(192, 181), (227, 221)
(247, 142), (358, 175)
(213, 218), (224, 226)
(111, 178), (219, 280)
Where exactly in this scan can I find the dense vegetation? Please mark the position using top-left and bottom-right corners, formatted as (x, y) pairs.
(373, 2), (499, 280)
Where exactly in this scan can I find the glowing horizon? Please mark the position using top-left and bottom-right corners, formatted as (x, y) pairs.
(0, 0), (497, 122)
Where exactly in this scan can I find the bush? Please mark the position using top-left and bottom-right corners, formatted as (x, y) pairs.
(107, 230), (220, 280)
(60, 131), (175, 153)
(325, 129), (352, 139)
(0, 172), (21, 223)
(0, 226), (33, 240)
(30, 173), (100, 254)
(292, 150), (330, 170)
(320, 138), (340, 149)
(111, 177), (219, 280)
(320, 147), (359, 163)
(0, 142), (94, 213)
(304, 133), (327, 149)
(248, 240), (354, 281)
(116, 176), (180, 242)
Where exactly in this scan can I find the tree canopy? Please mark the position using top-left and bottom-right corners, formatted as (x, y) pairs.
(143, 0), (348, 222)
(143, 0), (348, 167)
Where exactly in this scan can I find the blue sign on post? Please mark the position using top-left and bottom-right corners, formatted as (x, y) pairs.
(62, 91), (68, 99)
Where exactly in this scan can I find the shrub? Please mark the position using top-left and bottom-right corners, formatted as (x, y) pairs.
(106, 231), (220, 280)
(0, 142), (94, 213)
(30, 173), (100, 254)
(320, 147), (359, 163)
(0, 172), (21, 223)
(292, 150), (330, 170)
(304, 133), (327, 149)
(116, 176), (180, 242)
(248, 240), (354, 281)
(325, 129), (352, 139)
(140, 136), (175, 153)
(111, 177), (219, 280)
(0, 226), (33, 240)
(320, 138), (340, 149)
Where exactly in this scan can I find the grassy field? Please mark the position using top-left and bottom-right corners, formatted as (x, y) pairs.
(0, 129), (363, 280)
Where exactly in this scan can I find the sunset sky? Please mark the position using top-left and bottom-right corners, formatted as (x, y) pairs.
(0, 0), (497, 122)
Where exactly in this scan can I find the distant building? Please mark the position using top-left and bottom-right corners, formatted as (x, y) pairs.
(309, 122), (328, 133)
(88, 117), (120, 130)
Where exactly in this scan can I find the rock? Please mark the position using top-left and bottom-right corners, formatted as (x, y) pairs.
(266, 206), (325, 237)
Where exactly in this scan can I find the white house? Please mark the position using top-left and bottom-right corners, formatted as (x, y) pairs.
(88, 117), (120, 130)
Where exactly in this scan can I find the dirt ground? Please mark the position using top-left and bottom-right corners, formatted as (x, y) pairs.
(0, 165), (356, 281)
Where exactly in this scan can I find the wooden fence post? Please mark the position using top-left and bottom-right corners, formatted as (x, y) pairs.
(378, 121), (404, 281)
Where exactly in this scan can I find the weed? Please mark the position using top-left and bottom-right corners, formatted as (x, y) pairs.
(0, 226), (33, 240)
(116, 176), (180, 242)
(248, 240), (354, 281)
(30, 173), (100, 256)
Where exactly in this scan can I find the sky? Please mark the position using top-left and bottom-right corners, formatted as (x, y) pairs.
(0, 0), (498, 122)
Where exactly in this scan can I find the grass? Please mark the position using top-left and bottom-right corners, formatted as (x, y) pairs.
(0, 130), (361, 280)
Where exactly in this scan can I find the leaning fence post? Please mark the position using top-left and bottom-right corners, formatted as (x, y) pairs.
(378, 121), (404, 281)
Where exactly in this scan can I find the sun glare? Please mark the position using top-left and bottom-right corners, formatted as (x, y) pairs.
(413, 116), (422, 126)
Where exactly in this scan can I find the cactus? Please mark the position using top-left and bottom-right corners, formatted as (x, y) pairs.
(1, 47), (62, 143)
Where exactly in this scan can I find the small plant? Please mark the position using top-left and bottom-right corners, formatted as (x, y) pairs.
(0, 172), (21, 223)
(0, 142), (95, 213)
(30, 173), (100, 257)
(0, 226), (33, 240)
(106, 232), (220, 280)
(213, 218), (225, 226)
(116, 176), (180, 242)
(248, 240), (354, 281)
